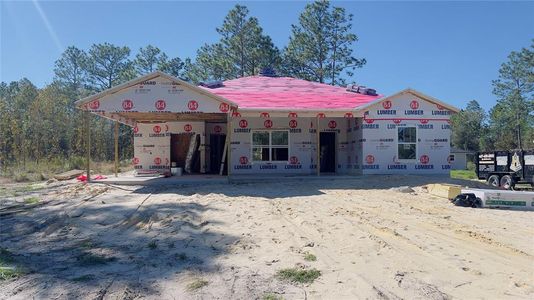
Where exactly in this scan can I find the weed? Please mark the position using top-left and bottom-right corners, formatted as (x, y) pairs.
(303, 253), (316, 262)
(71, 274), (94, 282)
(263, 293), (284, 300)
(186, 278), (208, 291)
(24, 196), (39, 204)
(147, 240), (157, 249)
(276, 268), (321, 284)
(77, 253), (115, 266)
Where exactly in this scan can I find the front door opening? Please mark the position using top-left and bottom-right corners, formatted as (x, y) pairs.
(320, 132), (336, 173)
(210, 134), (227, 174)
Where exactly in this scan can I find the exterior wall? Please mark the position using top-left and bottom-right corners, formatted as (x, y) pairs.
(230, 116), (316, 174)
(83, 75), (231, 115)
(360, 93), (453, 174)
(450, 153), (468, 170)
(133, 122), (205, 172)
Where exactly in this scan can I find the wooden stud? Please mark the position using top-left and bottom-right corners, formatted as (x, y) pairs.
(85, 111), (91, 182)
(114, 121), (119, 177)
(227, 112), (232, 177)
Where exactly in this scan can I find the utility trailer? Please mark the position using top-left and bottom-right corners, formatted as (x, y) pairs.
(476, 149), (534, 190)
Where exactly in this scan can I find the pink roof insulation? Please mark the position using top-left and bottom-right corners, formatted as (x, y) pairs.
(200, 76), (382, 110)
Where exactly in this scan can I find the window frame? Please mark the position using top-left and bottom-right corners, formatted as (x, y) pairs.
(251, 130), (290, 163)
(397, 126), (418, 162)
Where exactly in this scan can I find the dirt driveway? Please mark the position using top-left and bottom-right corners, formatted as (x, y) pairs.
(1, 175), (533, 299)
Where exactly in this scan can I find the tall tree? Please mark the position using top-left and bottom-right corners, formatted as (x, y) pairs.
(188, 4), (280, 82)
(53, 46), (88, 94)
(489, 40), (534, 150)
(85, 43), (134, 90)
(158, 55), (186, 78)
(282, 0), (365, 85)
(134, 45), (166, 75)
(451, 100), (486, 151)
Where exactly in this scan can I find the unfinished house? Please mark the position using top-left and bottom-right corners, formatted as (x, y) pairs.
(76, 71), (459, 178)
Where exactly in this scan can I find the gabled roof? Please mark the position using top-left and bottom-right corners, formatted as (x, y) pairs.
(199, 76), (382, 111)
(75, 71), (236, 108)
(356, 88), (460, 113)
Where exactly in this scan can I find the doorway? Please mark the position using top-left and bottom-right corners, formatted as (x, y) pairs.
(171, 133), (200, 173)
(210, 134), (227, 174)
(320, 132), (336, 173)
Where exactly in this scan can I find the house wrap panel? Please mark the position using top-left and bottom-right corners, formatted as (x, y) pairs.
(361, 93), (453, 174)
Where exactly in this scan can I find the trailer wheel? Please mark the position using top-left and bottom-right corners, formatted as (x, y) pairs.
(487, 175), (500, 188)
(500, 175), (514, 190)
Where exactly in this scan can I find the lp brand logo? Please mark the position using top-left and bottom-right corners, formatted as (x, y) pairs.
(317, 113), (326, 118)
(410, 100), (419, 110)
(133, 126), (139, 133)
(393, 119), (401, 124)
(188, 100), (198, 111)
(184, 124), (192, 132)
(364, 118), (374, 124)
(290, 156), (299, 164)
(365, 155), (375, 164)
(289, 120), (298, 128)
(420, 155), (429, 165)
(239, 156), (248, 165)
(239, 119), (248, 128)
(122, 99), (133, 110)
(382, 100), (392, 109)
(420, 119), (429, 124)
(328, 120), (337, 129)
(264, 119), (273, 128)
(154, 157), (161, 165)
(219, 103), (230, 112)
(88, 100), (100, 110)
(214, 125), (222, 133)
(288, 112), (298, 118)
(153, 125), (161, 134)
(232, 111), (241, 117)
(344, 112), (354, 118)
(260, 112), (270, 118)
(155, 99), (166, 110)
(132, 157), (139, 165)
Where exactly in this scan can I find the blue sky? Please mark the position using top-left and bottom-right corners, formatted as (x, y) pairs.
(1, 1), (533, 110)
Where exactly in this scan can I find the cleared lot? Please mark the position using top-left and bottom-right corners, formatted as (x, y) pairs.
(0, 176), (533, 299)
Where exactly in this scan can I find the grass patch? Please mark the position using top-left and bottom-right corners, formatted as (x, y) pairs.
(147, 240), (157, 249)
(77, 253), (115, 266)
(451, 170), (477, 180)
(263, 293), (284, 300)
(276, 268), (321, 284)
(186, 278), (208, 291)
(0, 248), (24, 280)
(303, 253), (316, 262)
(24, 196), (39, 204)
(71, 274), (94, 282)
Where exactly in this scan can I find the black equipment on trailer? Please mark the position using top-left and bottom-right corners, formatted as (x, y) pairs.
(476, 149), (534, 190)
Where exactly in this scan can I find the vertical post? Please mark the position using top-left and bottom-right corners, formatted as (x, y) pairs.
(114, 121), (119, 177)
(200, 124), (206, 173)
(227, 112), (232, 177)
(316, 115), (320, 176)
(85, 111), (91, 182)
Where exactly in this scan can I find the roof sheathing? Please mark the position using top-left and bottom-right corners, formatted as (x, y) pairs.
(200, 76), (382, 111)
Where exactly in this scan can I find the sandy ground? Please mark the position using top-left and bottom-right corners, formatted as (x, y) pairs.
(0, 175), (533, 300)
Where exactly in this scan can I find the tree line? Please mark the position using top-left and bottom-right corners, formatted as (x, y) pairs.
(0, 1), (363, 171)
(451, 40), (533, 153)
(0, 1), (532, 174)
